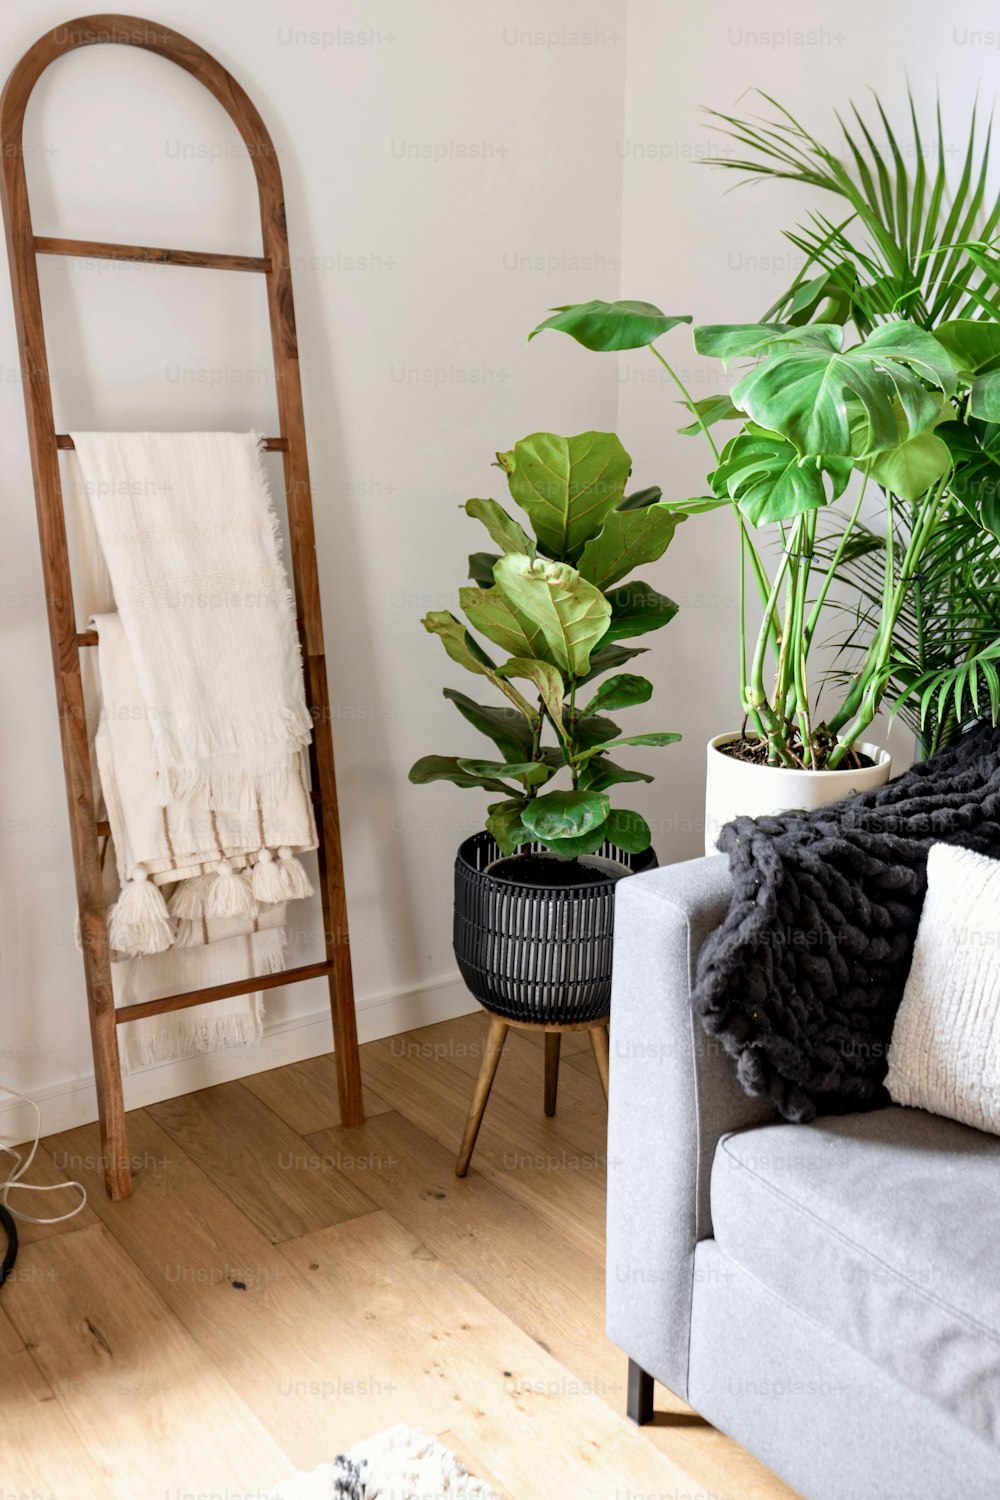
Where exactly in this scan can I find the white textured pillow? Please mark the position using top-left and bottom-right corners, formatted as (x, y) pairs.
(886, 842), (1000, 1134)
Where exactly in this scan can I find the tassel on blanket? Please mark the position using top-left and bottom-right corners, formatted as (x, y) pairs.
(108, 869), (174, 957)
(277, 845), (314, 900)
(251, 847), (287, 905)
(168, 872), (216, 920)
(205, 859), (258, 920)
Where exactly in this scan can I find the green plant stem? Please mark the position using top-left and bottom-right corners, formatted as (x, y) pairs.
(803, 468), (870, 651)
(647, 343), (778, 663)
(828, 477), (949, 764)
(748, 544), (796, 764)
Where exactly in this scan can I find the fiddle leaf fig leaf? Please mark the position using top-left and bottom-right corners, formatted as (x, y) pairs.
(579, 758), (654, 792)
(604, 808), (653, 853)
(529, 299), (691, 351)
(408, 756), (517, 794)
(602, 581), (678, 643)
(468, 551), (501, 587)
(581, 673), (653, 716)
(463, 498), (535, 557)
(575, 731), (681, 766)
(493, 555), (611, 675)
(459, 585), (551, 662)
(576, 502), (685, 592)
(486, 798), (532, 856)
(458, 758), (552, 789)
(520, 789), (611, 841)
(541, 825), (611, 858)
(618, 486), (662, 511)
(504, 431), (632, 556)
(576, 643), (648, 684)
(499, 657), (567, 736)
(422, 611), (538, 721)
(443, 688), (534, 760)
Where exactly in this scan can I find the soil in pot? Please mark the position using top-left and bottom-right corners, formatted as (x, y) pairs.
(718, 735), (875, 772)
(487, 852), (630, 886)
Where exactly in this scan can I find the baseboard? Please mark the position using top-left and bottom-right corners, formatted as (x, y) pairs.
(0, 971), (477, 1142)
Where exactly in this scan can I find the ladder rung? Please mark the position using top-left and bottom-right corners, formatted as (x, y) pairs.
(57, 434), (288, 452)
(36, 235), (268, 273)
(115, 958), (334, 1024)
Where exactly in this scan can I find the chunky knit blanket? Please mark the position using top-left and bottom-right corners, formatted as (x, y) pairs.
(693, 722), (1000, 1122)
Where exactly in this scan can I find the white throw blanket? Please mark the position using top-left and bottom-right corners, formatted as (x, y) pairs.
(71, 431), (312, 810)
(63, 438), (320, 1066)
(93, 609), (317, 956)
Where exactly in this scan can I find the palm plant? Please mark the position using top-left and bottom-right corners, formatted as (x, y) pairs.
(531, 90), (1000, 767)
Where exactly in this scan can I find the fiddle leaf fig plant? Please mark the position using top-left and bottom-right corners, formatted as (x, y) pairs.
(409, 432), (682, 858)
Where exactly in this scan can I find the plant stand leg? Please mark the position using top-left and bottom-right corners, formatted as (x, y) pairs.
(455, 1014), (508, 1178)
(590, 1022), (610, 1101)
(627, 1359), (654, 1425)
(544, 1030), (561, 1117)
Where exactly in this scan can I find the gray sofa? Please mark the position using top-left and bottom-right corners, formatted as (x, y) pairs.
(607, 855), (1000, 1500)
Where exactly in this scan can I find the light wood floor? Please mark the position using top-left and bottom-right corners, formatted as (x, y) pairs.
(0, 1012), (797, 1499)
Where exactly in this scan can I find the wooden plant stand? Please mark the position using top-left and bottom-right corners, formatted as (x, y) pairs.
(455, 1011), (610, 1178)
(0, 16), (364, 1200)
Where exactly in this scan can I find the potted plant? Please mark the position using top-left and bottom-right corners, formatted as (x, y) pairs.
(530, 91), (1000, 849)
(409, 430), (682, 1022)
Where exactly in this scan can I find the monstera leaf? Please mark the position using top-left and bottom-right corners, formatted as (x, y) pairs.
(576, 502), (685, 592)
(730, 321), (955, 458)
(677, 394), (743, 435)
(529, 299), (691, 351)
(940, 421), (1000, 538)
(493, 555), (610, 675)
(711, 427), (852, 526)
(502, 431), (631, 557)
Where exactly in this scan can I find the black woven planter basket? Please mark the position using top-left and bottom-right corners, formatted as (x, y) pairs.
(453, 831), (657, 1025)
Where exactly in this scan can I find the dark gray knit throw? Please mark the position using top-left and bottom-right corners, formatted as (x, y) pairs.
(693, 722), (1000, 1122)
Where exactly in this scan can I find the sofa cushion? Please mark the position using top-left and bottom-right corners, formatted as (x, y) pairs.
(711, 1106), (1000, 1446)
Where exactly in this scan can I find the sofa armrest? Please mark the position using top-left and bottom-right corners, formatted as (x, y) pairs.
(605, 856), (773, 1401)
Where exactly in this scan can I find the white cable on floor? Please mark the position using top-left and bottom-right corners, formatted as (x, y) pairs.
(0, 1084), (87, 1225)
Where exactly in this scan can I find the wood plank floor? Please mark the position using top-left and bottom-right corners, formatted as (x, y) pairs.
(0, 1013), (798, 1499)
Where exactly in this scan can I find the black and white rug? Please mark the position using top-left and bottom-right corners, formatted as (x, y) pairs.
(287, 1424), (502, 1499)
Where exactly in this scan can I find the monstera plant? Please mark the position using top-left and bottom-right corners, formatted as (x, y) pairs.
(531, 92), (1000, 776)
(409, 431), (682, 861)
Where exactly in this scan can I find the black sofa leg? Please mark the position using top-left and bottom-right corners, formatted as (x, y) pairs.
(627, 1358), (654, 1425)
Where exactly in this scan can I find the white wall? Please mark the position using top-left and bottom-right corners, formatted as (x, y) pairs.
(0, 0), (626, 1133)
(615, 0), (997, 858)
(0, 0), (992, 1135)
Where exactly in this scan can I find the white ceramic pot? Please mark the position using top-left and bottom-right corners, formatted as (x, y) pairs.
(704, 732), (892, 855)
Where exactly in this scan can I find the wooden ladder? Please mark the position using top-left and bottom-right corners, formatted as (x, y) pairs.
(0, 14), (364, 1200)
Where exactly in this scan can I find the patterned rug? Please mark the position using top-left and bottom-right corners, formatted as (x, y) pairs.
(287, 1424), (502, 1498)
